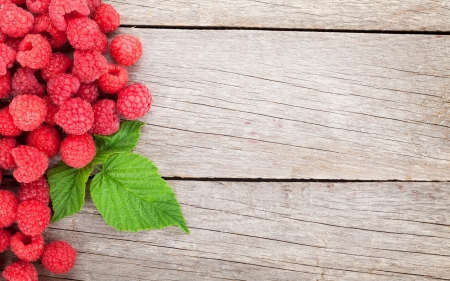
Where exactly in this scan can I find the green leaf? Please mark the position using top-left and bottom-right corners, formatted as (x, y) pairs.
(92, 120), (144, 165)
(47, 162), (94, 223)
(90, 153), (189, 233)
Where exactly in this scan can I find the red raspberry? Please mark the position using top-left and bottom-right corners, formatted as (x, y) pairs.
(10, 0), (25, 4)
(98, 64), (128, 94)
(0, 71), (11, 99)
(72, 49), (107, 83)
(11, 67), (45, 96)
(0, 30), (5, 43)
(47, 73), (81, 106)
(0, 4), (34, 38)
(2, 261), (38, 281)
(18, 176), (50, 205)
(48, 0), (90, 31)
(0, 107), (22, 137)
(11, 145), (48, 183)
(74, 82), (99, 103)
(42, 95), (59, 126)
(0, 137), (16, 170)
(60, 134), (95, 168)
(93, 4), (120, 33)
(117, 83), (152, 120)
(10, 231), (45, 262)
(4, 36), (21, 52)
(0, 228), (12, 253)
(26, 0), (51, 14)
(67, 17), (100, 50)
(91, 99), (120, 135)
(110, 35), (143, 66)
(9, 94), (47, 131)
(26, 125), (61, 158)
(93, 30), (107, 53)
(0, 43), (16, 75)
(17, 199), (50, 235)
(86, 0), (101, 15)
(0, 189), (18, 228)
(32, 14), (67, 48)
(16, 34), (52, 69)
(55, 98), (94, 135)
(41, 241), (76, 274)
(41, 52), (72, 82)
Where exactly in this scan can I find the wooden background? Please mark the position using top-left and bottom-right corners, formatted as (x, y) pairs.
(2, 1), (450, 280)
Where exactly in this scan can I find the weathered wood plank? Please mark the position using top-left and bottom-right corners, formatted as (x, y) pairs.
(114, 28), (450, 180)
(107, 0), (450, 31)
(1, 179), (449, 280)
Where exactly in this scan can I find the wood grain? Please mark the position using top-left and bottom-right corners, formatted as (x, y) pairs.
(113, 28), (450, 180)
(1, 179), (449, 280)
(107, 0), (450, 31)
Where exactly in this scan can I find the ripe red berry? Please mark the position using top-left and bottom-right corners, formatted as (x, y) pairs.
(110, 35), (143, 66)
(26, 125), (61, 158)
(0, 43), (16, 75)
(0, 228), (12, 253)
(55, 97), (94, 135)
(0, 107), (23, 137)
(41, 53), (73, 82)
(0, 71), (11, 99)
(16, 33), (52, 69)
(11, 145), (48, 183)
(91, 99), (120, 136)
(10, 231), (45, 262)
(98, 64), (128, 94)
(4, 36), (21, 52)
(26, 0), (51, 14)
(41, 241), (77, 274)
(17, 199), (50, 235)
(2, 261), (38, 281)
(0, 189), (18, 228)
(48, 0), (90, 32)
(94, 30), (107, 53)
(86, 0), (101, 15)
(11, 67), (45, 96)
(18, 176), (50, 205)
(60, 134), (96, 168)
(0, 137), (17, 170)
(75, 82), (99, 104)
(72, 49), (107, 82)
(0, 30), (5, 43)
(42, 95), (60, 126)
(67, 17), (100, 50)
(47, 73), (81, 106)
(32, 13), (67, 48)
(93, 4), (120, 33)
(9, 94), (47, 131)
(117, 83), (152, 120)
(0, 4), (34, 38)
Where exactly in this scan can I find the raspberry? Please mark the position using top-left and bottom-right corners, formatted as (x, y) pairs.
(91, 99), (120, 135)
(11, 145), (48, 183)
(86, 0), (101, 15)
(47, 73), (81, 105)
(10, 0), (25, 4)
(0, 4), (34, 38)
(117, 83), (152, 120)
(48, 0), (90, 32)
(0, 228), (12, 253)
(10, 231), (45, 262)
(55, 98), (94, 135)
(98, 64), (128, 94)
(0, 107), (22, 137)
(74, 82), (99, 103)
(0, 30), (5, 43)
(9, 94), (47, 131)
(17, 199), (50, 235)
(18, 176), (50, 205)
(93, 30), (107, 53)
(60, 134), (95, 168)
(0, 189), (18, 228)
(32, 14), (67, 48)
(26, 125), (61, 158)
(11, 67), (45, 96)
(4, 36), (21, 52)
(42, 95), (59, 126)
(93, 4), (120, 33)
(16, 34), (52, 69)
(2, 261), (38, 281)
(41, 52), (72, 82)
(67, 17), (100, 50)
(0, 43), (16, 75)
(41, 241), (76, 274)
(0, 71), (11, 99)
(110, 35), (143, 66)
(72, 49), (107, 83)
(0, 137), (17, 170)
(26, 0), (51, 14)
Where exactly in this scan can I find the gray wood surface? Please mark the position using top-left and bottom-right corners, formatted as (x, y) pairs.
(108, 0), (450, 31)
(112, 28), (450, 180)
(1, 179), (449, 280)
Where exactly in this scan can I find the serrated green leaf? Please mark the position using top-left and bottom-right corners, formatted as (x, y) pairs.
(48, 162), (94, 223)
(90, 153), (189, 233)
(92, 121), (144, 165)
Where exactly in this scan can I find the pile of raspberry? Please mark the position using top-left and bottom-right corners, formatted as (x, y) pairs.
(0, 0), (152, 278)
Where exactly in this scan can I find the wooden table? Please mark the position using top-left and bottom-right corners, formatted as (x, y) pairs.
(2, 1), (450, 280)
